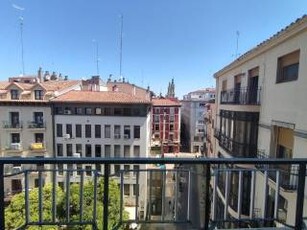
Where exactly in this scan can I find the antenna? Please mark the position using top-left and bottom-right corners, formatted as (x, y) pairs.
(12, 4), (25, 75)
(235, 30), (240, 58)
(92, 39), (99, 75)
(119, 14), (123, 78)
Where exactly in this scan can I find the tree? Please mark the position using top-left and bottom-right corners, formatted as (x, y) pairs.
(5, 179), (128, 230)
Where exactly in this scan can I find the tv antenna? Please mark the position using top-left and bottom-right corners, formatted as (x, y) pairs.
(119, 14), (124, 79)
(235, 30), (240, 58)
(12, 3), (25, 75)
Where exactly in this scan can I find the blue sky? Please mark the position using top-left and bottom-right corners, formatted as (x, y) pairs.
(0, 0), (306, 98)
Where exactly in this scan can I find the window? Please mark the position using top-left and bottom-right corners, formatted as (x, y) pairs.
(85, 144), (92, 157)
(58, 164), (63, 175)
(76, 124), (82, 138)
(114, 165), (120, 175)
(34, 112), (44, 124)
(104, 107), (112, 116)
(11, 133), (20, 143)
(124, 165), (130, 175)
(124, 145), (130, 157)
(154, 115), (159, 122)
(114, 145), (121, 157)
(56, 107), (63, 114)
(95, 145), (101, 157)
(124, 184), (130, 196)
(85, 107), (92, 115)
(155, 124), (159, 131)
(85, 124), (91, 138)
(277, 50), (300, 83)
(123, 108), (131, 116)
(133, 184), (139, 196)
(169, 115), (175, 122)
(34, 90), (44, 100)
(66, 124), (72, 137)
(75, 107), (83, 115)
(95, 125), (101, 138)
(133, 165), (139, 175)
(85, 166), (92, 176)
(10, 89), (19, 99)
(170, 124), (174, 131)
(35, 133), (44, 143)
(66, 144), (72, 156)
(76, 144), (82, 157)
(105, 125), (111, 138)
(133, 146), (140, 157)
(222, 80), (227, 91)
(10, 112), (19, 127)
(95, 107), (102, 115)
(133, 108), (141, 116)
(77, 164), (82, 175)
(57, 144), (63, 156)
(134, 126), (140, 138)
(67, 164), (73, 176)
(124, 126), (130, 139)
(105, 145), (111, 157)
(114, 125), (121, 139)
(114, 108), (122, 115)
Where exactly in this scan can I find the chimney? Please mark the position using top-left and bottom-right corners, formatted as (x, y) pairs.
(64, 75), (68, 81)
(37, 67), (42, 83)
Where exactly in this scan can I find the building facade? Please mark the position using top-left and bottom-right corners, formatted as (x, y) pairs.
(151, 98), (181, 155)
(213, 15), (307, 228)
(204, 100), (216, 158)
(181, 88), (215, 153)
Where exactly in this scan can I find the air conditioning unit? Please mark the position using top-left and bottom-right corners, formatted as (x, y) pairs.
(114, 134), (121, 139)
(73, 153), (81, 158)
(124, 134), (129, 139)
(63, 134), (71, 139)
(11, 143), (21, 150)
(64, 110), (72, 115)
(12, 166), (22, 174)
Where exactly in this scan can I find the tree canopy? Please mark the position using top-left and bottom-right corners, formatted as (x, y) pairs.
(5, 179), (128, 230)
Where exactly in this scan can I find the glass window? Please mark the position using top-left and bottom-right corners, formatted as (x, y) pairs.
(134, 126), (140, 138)
(76, 124), (82, 138)
(133, 146), (140, 157)
(95, 145), (101, 157)
(114, 165), (121, 175)
(105, 125), (111, 138)
(66, 124), (72, 137)
(114, 145), (121, 157)
(76, 144), (82, 157)
(66, 144), (72, 157)
(85, 108), (92, 115)
(114, 108), (122, 115)
(10, 89), (19, 99)
(277, 50), (300, 83)
(34, 112), (44, 124)
(34, 90), (44, 100)
(133, 165), (139, 175)
(77, 164), (82, 175)
(58, 164), (64, 175)
(124, 165), (130, 175)
(105, 145), (111, 157)
(85, 125), (91, 138)
(57, 144), (63, 157)
(95, 125), (101, 138)
(95, 107), (102, 115)
(124, 184), (130, 196)
(75, 107), (83, 115)
(124, 126), (130, 139)
(56, 124), (63, 137)
(133, 184), (139, 196)
(85, 166), (92, 176)
(85, 144), (92, 157)
(114, 125), (121, 139)
(124, 145), (130, 157)
(35, 133), (44, 143)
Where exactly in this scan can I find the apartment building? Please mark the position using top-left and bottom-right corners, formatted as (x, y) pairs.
(151, 97), (181, 155)
(213, 15), (307, 228)
(51, 90), (151, 212)
(0, 76), (81, 196)
(204, 100), (216, 158)
(181, 88), (215, 153)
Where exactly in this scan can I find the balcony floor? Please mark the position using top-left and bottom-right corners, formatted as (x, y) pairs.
(140, 223), (197, 230)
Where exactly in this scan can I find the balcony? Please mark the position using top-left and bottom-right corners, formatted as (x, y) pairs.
(29, 142), (47, 153)
(215, 129), (257, 157)
(0, 157), (306, 230)
(27, 121), (46, 129)
(2, 121), (23, 129)
(220, 87), (261, 105)
(5, 143), (22, 153)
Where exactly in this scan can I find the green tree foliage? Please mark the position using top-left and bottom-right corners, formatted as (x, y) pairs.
(5, 179), (128, 230)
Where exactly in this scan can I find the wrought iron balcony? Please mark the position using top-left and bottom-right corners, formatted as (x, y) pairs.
(220, 87), (261, 105)
(0, 157), (306, 230)
(215, 129), (257, 157)
(27, 121), (46, 129)
(2, 121), (23, 129)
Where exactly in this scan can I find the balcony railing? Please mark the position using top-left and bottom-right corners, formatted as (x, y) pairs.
(0, 157), (306, 230)
(220, 87), (261, 105)
(5, 142), (22, 151)
(27, 121), (46, 129)
(2, 121), (23, 129)
(215, 129), (257, 157)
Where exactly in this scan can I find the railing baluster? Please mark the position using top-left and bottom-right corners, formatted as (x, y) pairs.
(237, 171), (243, 220)
(295, 163), (306, 229)
(93, 171), (98, 229)
(25, 170), (29, 224)
(0, 164), (5, 230)
(135, 170), (139, 222)
(204, 164), (211, 230)
(103, 164), (110, 230)
(80, 170), (84, 222)
(66, 170), (70, 223)
(119, 171), (124, 223)
(52, 170), (57, 223)
(161, 170), (165, 222)
(38, 171), (43, 224)
(249, 170), (255, 219)
(274, 170), (280, 219)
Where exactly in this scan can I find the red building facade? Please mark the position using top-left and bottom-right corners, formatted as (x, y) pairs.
(151, 98), (181, 154)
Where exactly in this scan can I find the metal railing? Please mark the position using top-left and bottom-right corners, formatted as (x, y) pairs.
(2, 121), (23, 129)
(220, 87), (261, 105)
(27, 121), (46, 129)
(0, 157), (306, 230)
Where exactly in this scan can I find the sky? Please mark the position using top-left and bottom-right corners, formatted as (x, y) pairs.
(0, 0), (306, 99)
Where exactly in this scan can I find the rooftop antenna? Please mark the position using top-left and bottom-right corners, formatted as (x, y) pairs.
(119, 14), (124, 79)
(92, 39), (100, 75)
(235, 30), (240, 58)
(12, 3), (25, 75)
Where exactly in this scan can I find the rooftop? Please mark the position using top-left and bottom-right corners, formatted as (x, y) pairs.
(152, 98), (181, 107)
